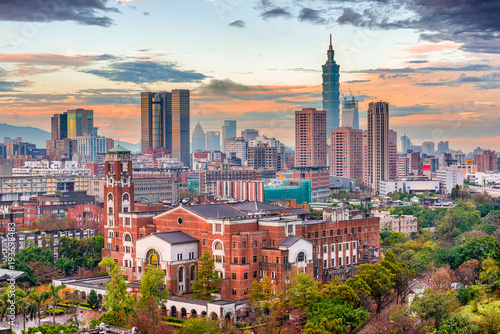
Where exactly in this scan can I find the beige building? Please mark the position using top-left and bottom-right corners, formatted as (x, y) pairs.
(367, 102), (389, 193)
(295, 108), (327, 168)
(330, 127), (363, 179)
(375, 211), (418, 236)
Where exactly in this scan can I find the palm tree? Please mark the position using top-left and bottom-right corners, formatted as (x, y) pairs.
(15, 288), (30, 332)
(27, 289), (50, 326)
(0, 291), (8, 322)
(48, 283), (66, 325)
(395, 211), (404, 233)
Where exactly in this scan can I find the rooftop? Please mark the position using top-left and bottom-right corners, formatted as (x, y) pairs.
(184, 203), (245, 219)
(152, 231), (199, 245)
(232, 201), (286, 213)
(279, 236), (301, 246)
(107, 145), (131, 154)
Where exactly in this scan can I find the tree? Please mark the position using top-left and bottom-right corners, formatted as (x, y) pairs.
(306, 297), (369, 332)
(249, 276), (274, 312)
(476, 308), (500, 334)
(87, 289), (99, 310)
(191, 251), (222, 301)
(288, 272), (318, 310)
(55, 258), (76, 276)
(451, 185), (460, 200)
(47, 283), (66, 326)
(138, 265), (168, 308)
(356, 264), (394, 314)
(133, 298), (170, 334)
(382, 251), (415, 304)
(302, 318), (343, 334)
(16, 288), (31, 332)
(98, 257), (134, 315)
(480, 257), (499, 283)
(27, 289), (50, 326)
(440, 313), (478, 334)
(320, 282), (359, 307)
(29, 260), (64, 285)
(181, 318), (222, 334)
(455, 260), (480, 286)
(410, 289), (452, 327)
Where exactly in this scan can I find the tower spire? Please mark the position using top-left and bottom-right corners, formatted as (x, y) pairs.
(330, 34), (332, 48)
(327, 34), (334, 62)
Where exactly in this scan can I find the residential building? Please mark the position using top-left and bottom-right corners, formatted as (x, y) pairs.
(75, 135), (110, 163)
(330, 127), (362, 179)
(341, 95), (359, 129)
(397, 152), (421, 179)
(225, 137), (248, 163)
(437, 141), (449, 155)
(295, 108), (327, 168)
(367, 101), (389, 193)
(284, 167), (330, 201)
(322, 35), (340, 134)
(46, 138), (77, 159)
(375, 211), (417, 236)
(474, 150), (498, 172)
(199, 167), (276, 194)
(389, 130), (398, 180)
(247, 143), (280, 171)
(435, 169), (464, 194)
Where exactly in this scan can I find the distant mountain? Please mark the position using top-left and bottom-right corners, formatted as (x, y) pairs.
(0, 123), (50, 147)
(115, 140), (141, 153)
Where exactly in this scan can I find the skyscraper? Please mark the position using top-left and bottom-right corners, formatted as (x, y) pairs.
(205, 131), (221, 151)
(171, 89), (190, 168)
(192, 122), (205, 152)
(330, 127), (363, 179)
(437, 141), (449, 155)
(422, 141), (435, 156)
(341, 96), (359, 129)
(401, 135), (411, 154)
(66, 109), (93, 139)
(51, 113), (67, 140)
(367, 101), (389, 192)
(140, 91), (172, 153)
(295, 108), (327, 167)
(322, 35), (340, 134)
(222, 120), (237, 152)
(388, 129), (398, 180)
(241, 129), (259, 141)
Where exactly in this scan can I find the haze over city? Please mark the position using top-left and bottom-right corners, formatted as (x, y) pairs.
(1, 0), (499, 151)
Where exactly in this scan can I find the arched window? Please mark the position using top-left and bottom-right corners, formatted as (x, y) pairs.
(146, 249), (160, 267)
(214, 242), (223, 250)
(190, 265), (196, 281)
(124, 234), (132, 242)
(123, 193), (130, 201)
(107, 193), (113, 201)
(178, 267), (184, 281)
(297, 252), (306, 262)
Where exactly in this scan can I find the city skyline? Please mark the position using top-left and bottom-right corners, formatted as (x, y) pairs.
(0, 1), (499, 151)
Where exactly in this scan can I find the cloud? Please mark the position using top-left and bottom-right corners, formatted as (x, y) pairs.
(349, 64), (495, 74)
(84, 60), (207, 84)
(298, 8), (326, 25)
(0, 53), (117, 66)
(0, 80), (32, 92)
(337, 8), (363, 25)
(228, 20), (246, 28)
(390, 104), (441, 117)
(200, 79), (268, 94)
(261, 8), (291, 20)
(0, 0), (119, 26)
(345, 79), (370, 83)
(415, 73), (500, 89)
(407, 60), (429, 64)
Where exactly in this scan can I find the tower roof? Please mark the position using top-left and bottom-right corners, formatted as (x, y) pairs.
(107, 145), (131, 154)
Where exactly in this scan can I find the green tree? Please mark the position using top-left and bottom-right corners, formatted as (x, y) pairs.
(87, 289), (99, 310)
(288, 272), (318, 310)
(16, 288), (31, 332)
(180, 318), (222, 334)
(411, 289), (452, 327)
(306, 297), (369, 333)
(356, 264), (394, 314)
(27, 289), (50, 326)
(47, 283), (66, 326)
(320, 282), (359, 307)
(477, 308), (500, 334)
(138, 265), (168, 307)
(440, 313), (477, 334)
(191, 251), (222, 301)
(249, 275), (274, 312)
(98, 257), (134, 315)
(55, 258), (75, 276)
(302, 318), (343, 334)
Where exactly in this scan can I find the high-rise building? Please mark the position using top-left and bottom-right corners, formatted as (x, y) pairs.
(322, 35), (340, 135)
(192, 122), (205, 152)
(295, 108), (327, 168)
(241, 129), (259, 141)
(140, 92), (172, 153)
(225, 137), (248, 163)
(330, 127), (363, 179)
(205, 131), (221, 151)
(247, 143), (280, 171)
(437, 141), (450, 155)
(474, 150), (498, 172)
(422, 141), (435, 156)
(397, 152), (421, 179)
(367, 101), (389, 193)
(401, 135), (411, 154)
(66, 109), (93, 139)
(171, 89), (190, 168)
(222, 120), (237, 152)
(74, 135), (108, 163)
(389, 129), (398, 180)
(341, 96), (359, 130)
(51, 113), (68, 140)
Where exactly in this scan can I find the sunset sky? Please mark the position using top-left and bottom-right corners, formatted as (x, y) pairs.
(0, 0), (499, 151)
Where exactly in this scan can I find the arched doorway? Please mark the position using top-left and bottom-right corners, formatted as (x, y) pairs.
(201, 311), (207, 317)
(161, 305), (167, 316)
(170, 306), (177, 318)
(225, 313), (232, 324)
(181, 308), (187, 319)
(190, 309), (197, 318)
(210, 312), (218, 321)
(178, 266), (185, 292)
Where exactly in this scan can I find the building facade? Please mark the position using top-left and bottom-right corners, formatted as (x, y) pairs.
(192, 122), (205, 153)
(322, 35), (340, 134)
(295, 108), (327, 168)
(367, 102), (389, 193)
(341, 96), (359, 129)
(330, 127), (363, 179)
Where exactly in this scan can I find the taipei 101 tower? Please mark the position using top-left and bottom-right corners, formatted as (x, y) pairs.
(322, 35), (340, 134)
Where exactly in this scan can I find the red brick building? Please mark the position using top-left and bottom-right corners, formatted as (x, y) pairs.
(67, 204), (105, 235)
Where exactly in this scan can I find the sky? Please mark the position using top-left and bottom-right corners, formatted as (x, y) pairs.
(0, 0), (499, 152)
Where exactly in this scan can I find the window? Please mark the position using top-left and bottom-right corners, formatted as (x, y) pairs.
(178, 267), (184, 281)
(215, 223), (222, 232)
(283, 257), (287, 263)
(253, 240), (257, 247)
(190, 266), (196, 280)
(353, 255), (356, 263)
(140, 234), (144, 238)
(324, 259), (327, 267)
(276, 257), (279, 264)
(233, 257), (238, 264)
(263, 240), (266, 247)
(115, 231), (119, 238)
(233, 242), (238, 248)
(244, 273), (248, 280)
(337, 229), (340, 235)
(338, 244), (342, 251)
(365, 226), (368, 232)
(123, 207), (129, 213)
(262, 255), (265, 262)
(146, 249), (160, 266)
(177, 253), (183, 261)
(272, 240), (275, 247)
(189, 252), (195, 260)
(352, 242), (356, 249)
(108, 231), (113, 238)
(371, 238), (374, 244)
(123, 246), (131, 253)
(124, 217), (131, 226)
(232, 273), (236, 280)
(351, 227), (354, 234)
(242, 257), (246, 264)
(203, 239), (207, 246)
(346, 243), (349, 250)
(371, 225), (375, 231)
(107, 193), (113, 201)
(115, 245), (119, 252)
(265, 256), (268, 262)
(253, 271), (257, 278)
(297, 252), (305, 262)
(322, 231), (326, 237)
(107, 243), (111, 250)
(214, 242), (223, 250)
(338, 257), (342, 266)
(244, 288), (248, 295)
(253, 256), (257, 263)
(214, 255), (222, 263)
(108, 207), (113, 214)
(344, 228), (347, 234)
(288, 225), (293, 234)
(323, 245), (327, 253)
(123, 193), (130, 201)
(307, 233), (311, 239)
(358, 227), (361, 233)
(177, 217), (183, 225)
(271, 272), (277, 279)
(330, 230), (333, 236)
(346, 256), (349, 265)
(242, 241), (246, 248)
(315, 231), (318, 238)
(232, 289), (237, 296)
(138, 266), (142, 273)
(124, 234), (132, 242)
(260, 270), (265, 277)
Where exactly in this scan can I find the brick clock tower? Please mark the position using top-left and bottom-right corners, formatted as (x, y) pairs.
(103, 145), (134, 264)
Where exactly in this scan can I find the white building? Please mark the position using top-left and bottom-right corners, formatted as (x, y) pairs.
(225, 138), (248, 163)
(435, 169), (464, 194)
(470, 172), (500, 187)
(379, 179), (441, 196)
(75, 135), (108, 162)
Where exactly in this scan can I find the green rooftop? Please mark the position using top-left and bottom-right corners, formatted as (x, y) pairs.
(107, 145), (131, 154)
